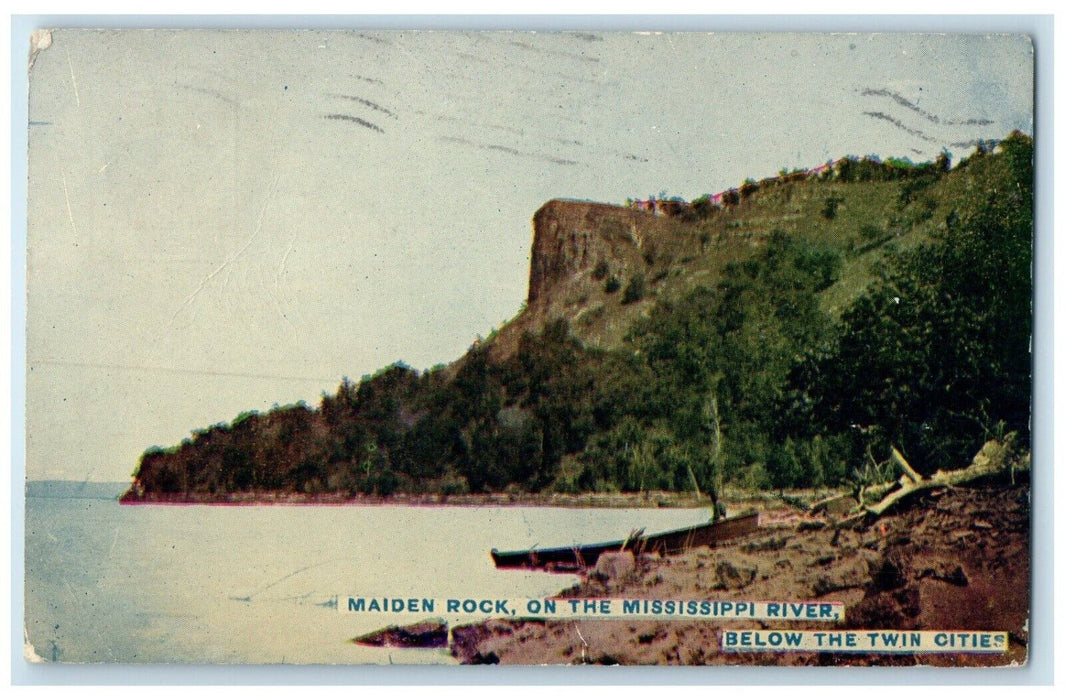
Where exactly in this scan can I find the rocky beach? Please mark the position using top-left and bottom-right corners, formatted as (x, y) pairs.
(450, 477), (1030, 667)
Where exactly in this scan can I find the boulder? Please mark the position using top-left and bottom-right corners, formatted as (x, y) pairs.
(714, 561), (757, 590)
(595, 551), (636, 584)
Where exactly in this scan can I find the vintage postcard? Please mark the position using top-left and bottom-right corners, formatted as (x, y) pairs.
(24, 29), (1034, 667)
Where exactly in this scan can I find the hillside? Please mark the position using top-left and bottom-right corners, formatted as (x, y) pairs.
(121, 133), (1032, 504)
(492, 148), (981, 355)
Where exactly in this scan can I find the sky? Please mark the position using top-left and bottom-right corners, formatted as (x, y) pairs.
(24, 30), (1033, 482)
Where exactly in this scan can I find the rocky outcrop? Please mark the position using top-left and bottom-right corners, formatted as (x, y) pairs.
(527, 199), (653, 304)
(471, 196), (712, 358)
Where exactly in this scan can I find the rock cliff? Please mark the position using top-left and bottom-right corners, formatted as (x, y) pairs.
(484, 197), (709, 358)
(527, 199), (653, 304)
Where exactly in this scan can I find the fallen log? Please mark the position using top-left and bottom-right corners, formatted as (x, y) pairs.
(891, 446), (923, 484)
(863, 436), (1026, 517)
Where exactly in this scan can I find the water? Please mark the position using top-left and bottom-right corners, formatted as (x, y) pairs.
(24, 482), (711, 664)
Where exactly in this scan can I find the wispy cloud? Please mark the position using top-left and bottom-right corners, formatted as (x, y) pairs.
(328, 94), (397, 119)
(323, 113), (384, 134)
(440, 135), (580, 167)
(862, 88), (994, 126)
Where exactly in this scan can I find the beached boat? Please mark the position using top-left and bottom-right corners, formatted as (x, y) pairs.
(490, 511), (759, 570)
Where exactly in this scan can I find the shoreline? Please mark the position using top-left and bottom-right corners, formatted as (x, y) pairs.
(448, 481), (1031, 666)
(117, 488), (836, 510)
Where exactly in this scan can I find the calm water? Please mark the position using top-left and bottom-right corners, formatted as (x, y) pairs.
(24, 482), (711, 664)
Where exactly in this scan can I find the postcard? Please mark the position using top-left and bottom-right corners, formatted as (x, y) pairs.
(24, 29), (1034, 667)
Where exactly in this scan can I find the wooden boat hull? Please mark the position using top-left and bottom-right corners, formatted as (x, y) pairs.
(490, 511), (759, 570)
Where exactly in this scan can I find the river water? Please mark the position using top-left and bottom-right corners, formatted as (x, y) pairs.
(24, 482), (711, 664)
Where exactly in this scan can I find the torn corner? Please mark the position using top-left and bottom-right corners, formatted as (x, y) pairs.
(23, 629), (46, 663)
(29, 29), (53, 72)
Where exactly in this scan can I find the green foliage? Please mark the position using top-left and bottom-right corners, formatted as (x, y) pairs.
(130, 134), (1032, 498)
(688, 195), (719, 221)
(859, 223), (883, 242)
(621, 274), (647, 304)
(796, 131), (1032, 475)
(897, 174), (936, 209)
(821, 196), (843, 220)
(625, 232), (843, 487)
(936, 149), (951, 173)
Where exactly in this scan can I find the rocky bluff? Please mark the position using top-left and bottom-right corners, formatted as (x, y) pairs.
(484, 195), (734, 358)
(527, 199), (657, 304)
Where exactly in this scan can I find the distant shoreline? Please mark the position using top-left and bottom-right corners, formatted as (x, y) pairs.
(116, 489), (803, 510)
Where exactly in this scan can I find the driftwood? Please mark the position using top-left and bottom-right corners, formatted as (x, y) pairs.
(861, 435), (1026, 518)
(891, 446), (922, 484)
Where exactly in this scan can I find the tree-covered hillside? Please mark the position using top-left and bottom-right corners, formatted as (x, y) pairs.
(123, 132), (1032, 505)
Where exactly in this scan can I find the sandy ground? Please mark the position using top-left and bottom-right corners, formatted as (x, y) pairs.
(451, 481), (1030, 667)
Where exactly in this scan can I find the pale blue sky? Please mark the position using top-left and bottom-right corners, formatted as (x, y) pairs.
(25, 30), (1033, 482)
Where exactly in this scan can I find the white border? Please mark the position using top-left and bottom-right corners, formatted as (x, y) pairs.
(5, 10), (1058, 690)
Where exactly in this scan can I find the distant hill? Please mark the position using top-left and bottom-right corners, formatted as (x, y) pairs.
(123, 133), (1032, 505)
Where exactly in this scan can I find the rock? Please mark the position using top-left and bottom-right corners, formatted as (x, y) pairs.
(848, 591), (906, 629)
(916, 561), (970, 586)
(892, 585), (922, 617)
(935, 564), (969, 586)
(470, 651), (500, 665)
(451, 622), (497, 662)
(353, 620), (449, 648)
(870, 553), (907, 591)
(811, 560), (870, 596)
(810, 494), (859, 516)
(595, 551), (636, 584)
(714, 561), (757, 590)
(528, 200), (650, 304)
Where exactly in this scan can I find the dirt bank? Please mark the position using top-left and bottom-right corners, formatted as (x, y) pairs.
(452, 482), (1030, 667)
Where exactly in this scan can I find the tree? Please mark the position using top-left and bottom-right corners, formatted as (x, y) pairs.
(622, 274), (646, 304)
(801, 132), (1032, 474)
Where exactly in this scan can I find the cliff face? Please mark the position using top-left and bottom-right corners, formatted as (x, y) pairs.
(474, 199), (675, 358)
(476, 197), (709, 358)
(527, 199), (653, 304)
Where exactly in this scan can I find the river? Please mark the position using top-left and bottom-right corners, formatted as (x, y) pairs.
(24, 481), (711, 664)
